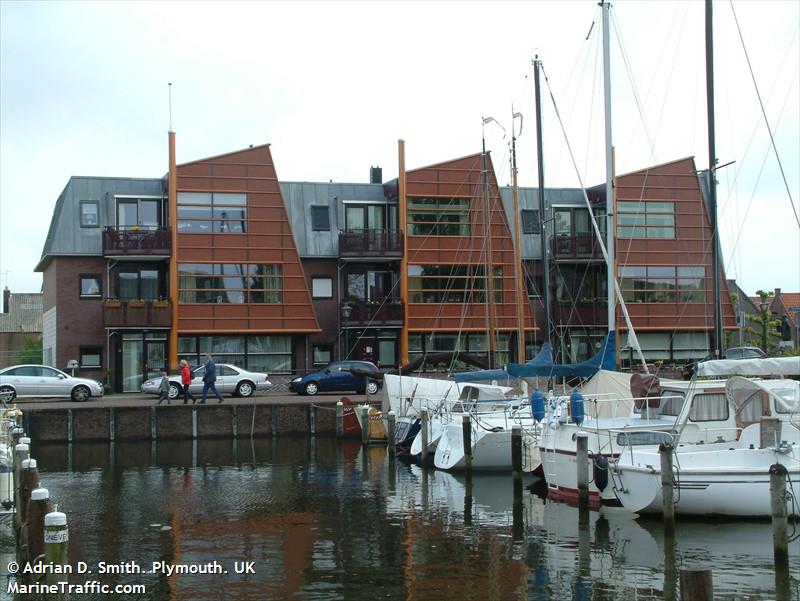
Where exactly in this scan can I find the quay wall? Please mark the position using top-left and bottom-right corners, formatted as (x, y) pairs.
(21, 401), (343, 443)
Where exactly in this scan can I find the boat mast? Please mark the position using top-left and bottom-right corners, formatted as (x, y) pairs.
(481, 122), (498, 369)
(533, 56), (553, 356)
(601, 0), (616, 358)
(706, 0), (723, 357)
(510, 111), (527, 363)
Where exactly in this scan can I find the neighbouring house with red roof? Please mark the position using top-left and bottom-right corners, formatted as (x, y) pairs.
(771, 288), (800, 349)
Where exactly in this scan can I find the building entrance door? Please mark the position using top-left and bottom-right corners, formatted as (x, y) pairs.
(120, 334), (167, 392)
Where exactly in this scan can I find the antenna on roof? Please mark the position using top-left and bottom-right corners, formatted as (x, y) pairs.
(168, 82), (173, 131)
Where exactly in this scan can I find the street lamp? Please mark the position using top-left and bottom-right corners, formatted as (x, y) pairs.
(340, 303), (353, 360)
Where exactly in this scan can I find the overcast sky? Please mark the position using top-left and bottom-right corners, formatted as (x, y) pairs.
(1, 0), (798, 299)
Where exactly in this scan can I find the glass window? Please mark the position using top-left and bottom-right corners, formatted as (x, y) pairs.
(521, 209), (540, 234)
(554, 209), (572, 235)
(347, 273), (366, 300)
(313, 345), (332, 366)
(346, 206), (365, 231)
(408, 264), (501, 304)
(659, 392), (685, 416)
(80, 201), (99, 227)
(116, 198), (163, 230)
(178, 264), (281, 304)
(408, 197), (470, 236)
(80, 275), (101, 298)
(311, 206), (330, 231)
(688, 393), (729, 422)
(617, 202), (675, 239)
(312, 277), (333, 299)
(177, 193), (246, 233)
(118, 270), (162, 301)
(80, 347), (102, 368)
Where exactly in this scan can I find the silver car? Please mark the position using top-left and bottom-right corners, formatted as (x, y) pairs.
(0, 364), (104, 402)
(141, 364), (272, 399)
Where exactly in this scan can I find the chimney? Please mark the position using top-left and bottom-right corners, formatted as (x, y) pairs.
(370, 166), (382, 184)
(774, 287), (781, 298)
(3, 287), (9, 314)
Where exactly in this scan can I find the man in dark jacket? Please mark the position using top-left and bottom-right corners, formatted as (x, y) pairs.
(201, 352), (225, 404)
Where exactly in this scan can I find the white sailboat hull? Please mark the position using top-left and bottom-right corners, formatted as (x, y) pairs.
(615, 443), (800, 517)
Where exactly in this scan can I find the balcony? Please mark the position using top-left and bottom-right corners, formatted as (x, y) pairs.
(552, 301), (608, 327)
(103, 227), (171, 257)
(341, 300), (404, 327)
(103, 299), (172, 328)
(551, 233), (602, 261)
(339, 230), (403, 259)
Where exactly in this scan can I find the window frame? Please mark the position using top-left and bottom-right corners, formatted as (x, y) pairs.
(312, 345), (333, 367)
(311, 206), (331, 231)
(311, 277), (333, 299)
(617, 201), (675, 239)
(176, 192), (247, 233)
(80, 201), (99, 228)
(79, 274), (102, 299)
(521, 209), (541, 234)
(79, 346), (103, 369)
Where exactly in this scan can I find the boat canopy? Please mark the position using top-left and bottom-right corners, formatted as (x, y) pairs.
(726, 376), (800, 415)
(453, 343), (554, 384)
(505, 332), (617, 379)
(696, 356), (800, 377)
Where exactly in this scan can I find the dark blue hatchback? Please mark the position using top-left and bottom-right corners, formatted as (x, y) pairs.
(289, 361), (383, 396)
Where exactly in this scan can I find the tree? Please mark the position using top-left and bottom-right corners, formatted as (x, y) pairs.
(16, 335), (43, 364)
(744, 290), (781, 352)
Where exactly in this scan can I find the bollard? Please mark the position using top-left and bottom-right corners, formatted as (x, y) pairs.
(659, 442), (675, 534)
(575, 432), (589, 512)
(512, 424), (523, 491)
(44, 510), (69, 595)
(387, 411), (396, 451)
(769, 463), (789, 565)
(26, 488), (51, 569)
(11, 427), (24, 447)
(360, 405), (370, 446)
(18, 458), (39, 528)
(13, 443), (29, 533)
(335, 401), (344, 439)
(420, 408), (429, 465)
(462, 414), (473, 473)
(19, 436), (31, 446)
(679, 567), (713, 601)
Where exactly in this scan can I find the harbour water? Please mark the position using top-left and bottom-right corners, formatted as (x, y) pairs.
(2, 438), (797, 600)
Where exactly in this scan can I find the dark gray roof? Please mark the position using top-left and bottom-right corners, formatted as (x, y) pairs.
(0, 292), (43, 333)
(36, 176), (165, 271)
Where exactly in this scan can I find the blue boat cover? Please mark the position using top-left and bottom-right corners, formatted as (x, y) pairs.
(453, 342), (554, 383)
(505, 331), (616, 378)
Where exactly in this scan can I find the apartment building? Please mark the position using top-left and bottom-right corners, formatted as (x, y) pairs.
(36, 138), (735, 392)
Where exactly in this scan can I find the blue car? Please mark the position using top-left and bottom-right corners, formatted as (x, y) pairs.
(289, 361), (382, 396)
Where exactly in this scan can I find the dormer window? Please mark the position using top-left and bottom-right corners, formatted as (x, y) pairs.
(80, 201), (99, 227)
(311, 206), (330, 231)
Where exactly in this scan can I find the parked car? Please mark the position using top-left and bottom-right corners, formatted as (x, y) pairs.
(289, 360), (382, 396)
(681, 346), (766, 379)
(141, 364), (271, 399)
(0, 364), (104, 402)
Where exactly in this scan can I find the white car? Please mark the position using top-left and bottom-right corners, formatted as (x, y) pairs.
(0, 364), (104, 402)
(141, 364), (272, 399)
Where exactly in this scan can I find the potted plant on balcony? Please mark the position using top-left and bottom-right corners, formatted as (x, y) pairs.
(152, 297), (169, 308)
(128, 299), (145, 308)
(103, 298), (121, 308)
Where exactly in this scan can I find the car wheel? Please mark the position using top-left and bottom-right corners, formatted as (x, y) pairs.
(168, 383), (181, 399)
(366, 381), (379, 395)
(0, 385), (16, 403)
(304, 382), (319, 396)
(236, 381), (255, 398)
(71, 385), (90, 402)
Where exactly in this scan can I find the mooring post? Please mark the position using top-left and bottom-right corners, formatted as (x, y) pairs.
(26, 488), (50, 571)
(44, 510), (69, 598)
(420, 408), (429, 466)
(769, 463), (789, 565)
(13, 443), (29, 535)
(19, 458), (39, 529)
(575, 432), (589, 513)
(512, 424), (523, 492)
(679, 567), (713, 601)
(11, 427), (23, 447)
(335, 401), (344, 439)
(659, 442), (675, 535)
(360, 405), (369, 446)
(387, 411), (396, 450)
(462, 414), (473, 473)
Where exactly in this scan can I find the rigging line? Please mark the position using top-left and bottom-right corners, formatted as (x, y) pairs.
(611, 11), (658, 166)
(730, 0), (799, 229)
(582, 21), (602, 181)
(541, 61), (648, 371)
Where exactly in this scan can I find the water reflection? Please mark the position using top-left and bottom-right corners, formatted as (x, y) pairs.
(3, 439), (794, 601)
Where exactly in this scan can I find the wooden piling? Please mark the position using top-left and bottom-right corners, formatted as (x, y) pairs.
(679, 567), (713, 601)
(575, 432), (589, 512)
(26, 488), (51, 568)
(769, 463), (789, 565)
(360, 405), (369, 446)
(420, 408), (429, 465)
(387, 411), (396, 450)
(512, 424), (523, 491)
(44, 510), (69, 597)
(13, 443), (29, 534)
(462, 414), (473, 473)
(18, 458), (39, 528)
(659, 442), (675, 533)
(336, 401), (344, 438)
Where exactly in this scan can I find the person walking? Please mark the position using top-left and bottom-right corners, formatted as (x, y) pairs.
(200, 352), (225, 404)
(156, 370), (170, 405)
(180, 359), (196, 405)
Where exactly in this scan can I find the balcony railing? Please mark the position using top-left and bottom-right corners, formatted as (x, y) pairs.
(339, 229), (403, 258)
(102, 227), (171, 256)
(551, 233), (602, 261)
(341, 300), (404, 327)
(103, 299), (172, 328)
